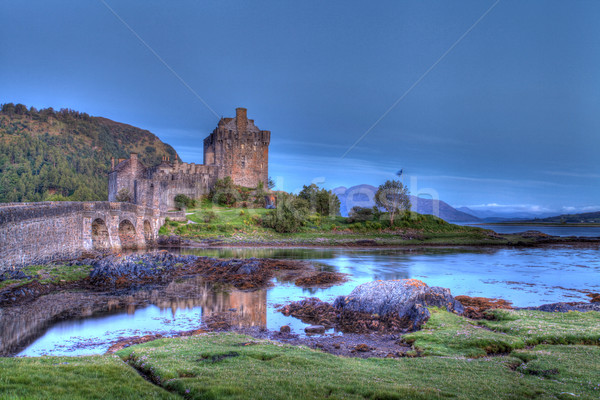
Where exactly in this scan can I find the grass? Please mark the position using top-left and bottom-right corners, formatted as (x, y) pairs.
(403, 308), (526, 357)
(404, 308), (600, 357)
(159, 204), (516, 247)
(113, 332), (600, 399)
(3, 310), (600, 399)
(0, 263), (92, 290)
(479, 308), (600, 345)
(0, 355), (176, 399)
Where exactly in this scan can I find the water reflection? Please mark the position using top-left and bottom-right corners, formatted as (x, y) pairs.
(1, 278), (266, 357)
(3, 245), (600, 357)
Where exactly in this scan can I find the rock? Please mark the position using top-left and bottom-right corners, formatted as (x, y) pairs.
(455, 295), (513, 320)
(518, 302), (600, 313)
(305, 325), (326, 334)
(354, 344), (371, 352)
(333, 279), (463, 331)
(280, 325), (291, 333)
(587, 293), (600, 303)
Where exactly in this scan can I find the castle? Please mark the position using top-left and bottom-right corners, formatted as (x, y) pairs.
(108, 108), (270, 211)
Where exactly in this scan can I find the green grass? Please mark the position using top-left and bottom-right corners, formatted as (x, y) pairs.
(114, 332), (600, 399)
(480, 309), (600, 345)
(0, 263), (92, 290)
(403, 308), (526, 357)
(4, 310), (600, 399)
(404, 308), (600, 357)
(160, 204), (510, 246)
(0, 355), (177, 399)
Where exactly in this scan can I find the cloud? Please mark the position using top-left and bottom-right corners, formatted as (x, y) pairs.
(543, 171), (600, 179)
(417, 174), (565, 188)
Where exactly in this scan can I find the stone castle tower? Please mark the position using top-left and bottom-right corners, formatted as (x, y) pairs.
(108, 108), (270, 211)
(204, 107), (270, 187)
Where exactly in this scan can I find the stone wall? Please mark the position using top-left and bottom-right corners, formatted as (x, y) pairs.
(0, 202), (163, 271)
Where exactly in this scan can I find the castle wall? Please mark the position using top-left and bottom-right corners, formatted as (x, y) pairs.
(109, 108), (270, 211)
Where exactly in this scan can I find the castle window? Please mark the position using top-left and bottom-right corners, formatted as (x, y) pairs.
(241, 156), (246, 168)
(241, 144), (244, 150)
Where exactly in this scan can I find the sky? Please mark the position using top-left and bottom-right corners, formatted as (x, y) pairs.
(1, 0), (599, 214)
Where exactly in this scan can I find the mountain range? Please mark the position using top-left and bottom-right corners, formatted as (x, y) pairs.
(455, 207), (560, 222)
(333, 184), (480, 222)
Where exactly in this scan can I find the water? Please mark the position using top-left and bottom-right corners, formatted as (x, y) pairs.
(460, 223), (600, 237)
(4, 245), (600, 357)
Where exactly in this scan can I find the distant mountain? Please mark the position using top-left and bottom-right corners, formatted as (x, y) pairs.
(522, 211), (600, 224)
(0, 103), (178, 202)
(456, 207), (560, 222)
(333, 184), (480, 222)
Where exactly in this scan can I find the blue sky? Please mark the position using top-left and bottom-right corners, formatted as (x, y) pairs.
(1, 0), (599, 213)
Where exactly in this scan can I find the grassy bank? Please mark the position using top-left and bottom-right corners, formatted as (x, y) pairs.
(0, 263), (92, 291)
(160, 204), (537, 246)
(2, 309), (599, 399)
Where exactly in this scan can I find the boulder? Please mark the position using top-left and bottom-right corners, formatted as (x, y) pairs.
(305, 325), (326, 334)
(333, 279), (463, 331)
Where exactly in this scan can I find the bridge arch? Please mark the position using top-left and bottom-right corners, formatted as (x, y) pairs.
(118, 219), (137, 250)
(91, 218), (110, 250)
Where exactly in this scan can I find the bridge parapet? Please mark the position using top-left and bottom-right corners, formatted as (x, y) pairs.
(0, 201), (165, 271)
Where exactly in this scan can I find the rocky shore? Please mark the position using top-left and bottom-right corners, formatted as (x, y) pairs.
(0, 252), (347, 306)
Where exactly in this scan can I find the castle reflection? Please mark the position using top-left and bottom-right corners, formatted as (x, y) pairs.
(0, 277), (266, 356)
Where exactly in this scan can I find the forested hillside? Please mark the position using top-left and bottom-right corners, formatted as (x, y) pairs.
(0, 103), (178, 202)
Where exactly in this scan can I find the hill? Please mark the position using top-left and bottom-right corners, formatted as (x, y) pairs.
(456, 206), (558, 222)
(0, 103), (178, 202)
(333, 184), (480, 222)
(523, 210), (600, 224)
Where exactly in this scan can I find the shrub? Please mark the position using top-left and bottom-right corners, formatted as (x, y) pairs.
(174, 194), (196, 210)
(262, 193), (309, 233)
(202, 211), (217, 223)
(348, 206), (374, 223)
(115, 188), (132, 203)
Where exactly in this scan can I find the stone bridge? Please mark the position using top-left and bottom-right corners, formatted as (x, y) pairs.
(0, 202), (166, 270)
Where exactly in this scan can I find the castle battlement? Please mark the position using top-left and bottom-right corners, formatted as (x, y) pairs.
(108, 108), (270, 211)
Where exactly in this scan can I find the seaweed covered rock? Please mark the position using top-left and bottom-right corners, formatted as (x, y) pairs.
(333, 279), (463, 331)
(455, 295), (513, 319)
(518, 302), (600, 313)
(89, 252), (200, 285)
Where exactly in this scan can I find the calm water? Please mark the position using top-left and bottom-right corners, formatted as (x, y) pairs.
(461, 223), (600, 237)
(5, 245), (600, 357)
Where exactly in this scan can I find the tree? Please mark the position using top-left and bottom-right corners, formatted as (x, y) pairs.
(375, 180), (410, 226)
(267, 176), (276, 190)
(174, 194), (196, 210)
(210, 176), (238, 206)
(115, 188), (132, 202)
(298, 184), (340, 217)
